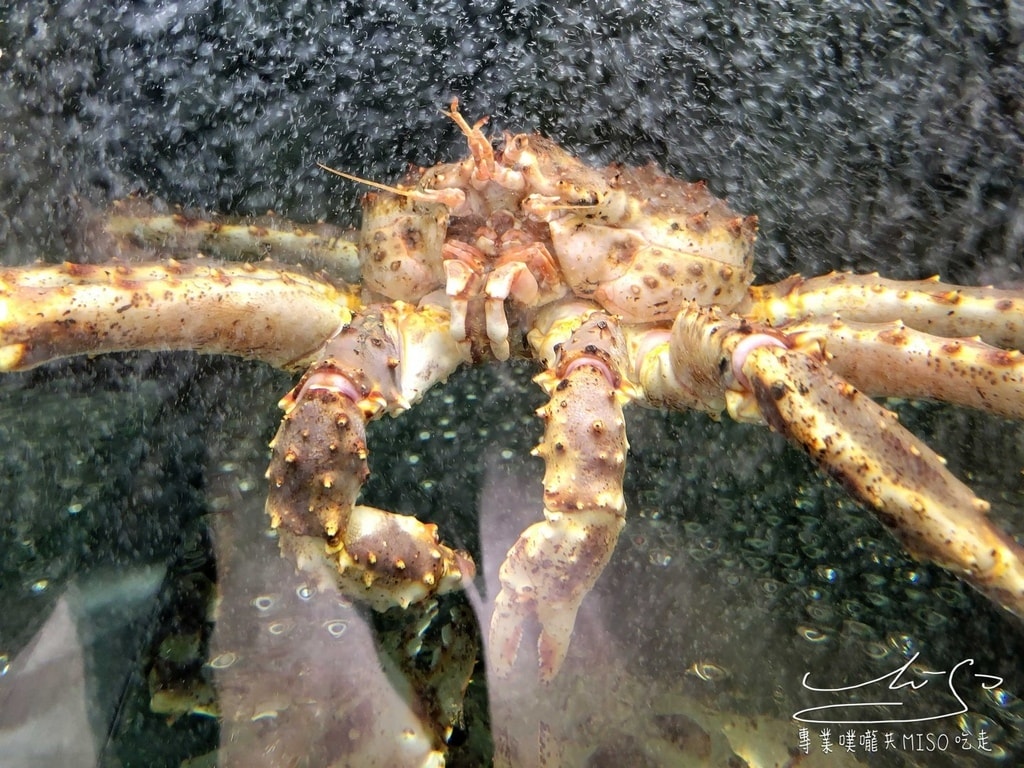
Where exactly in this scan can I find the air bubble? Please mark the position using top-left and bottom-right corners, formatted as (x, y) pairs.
(782, 568), (805, 585)
(407, 453), (420, 465)
(324, 619), (348, 638)
(296, 584), (316, 600)
(863, 592), (891, 609)
(862, 573), (887, 588)
(933, 586), (970, 609)
(805, 604), (835, 623)
(802, 544), (827, 560)
(744, 556), (770, 572)
(744, 536), (772, 553)
(798, 529), (821, 546)
(777, 553), (801, 568)
(914, 607), (948, 628)
(900, 568), (925, 585)
(209, 652), (238, 669)
(815, 566), (839, 583)
(887, 633), (918, 658)
(30, 579), (48, 594)
(984, 687), (1021, 716)
(798, 625), (829, 643)
(66, 502), (83, 515)
(862, 641), (890, 660)
(648, 549), (672, 567)
(841, 598), (866, 619)
(956, 712), (1004, 746)
(842, 620), (874, 639)
(686, 661), (729, 682)
(251, 595), (276, 612)
(659, 531), (680, 549)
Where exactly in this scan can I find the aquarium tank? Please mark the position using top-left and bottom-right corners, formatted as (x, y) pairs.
(1, 1), (1022, 766)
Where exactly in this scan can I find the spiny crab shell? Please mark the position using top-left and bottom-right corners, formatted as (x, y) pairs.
(360, 132), (758, 320)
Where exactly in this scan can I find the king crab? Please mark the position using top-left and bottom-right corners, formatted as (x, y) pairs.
(2, 100), (1022, 700)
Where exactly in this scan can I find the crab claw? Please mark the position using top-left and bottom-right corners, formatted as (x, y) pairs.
(266, 303), (477, 613)
(490, 511), (623, 681)
(490, 316), (630, 681)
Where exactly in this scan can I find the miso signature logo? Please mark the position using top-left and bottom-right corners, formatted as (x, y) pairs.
(792, 653), (1005, 725)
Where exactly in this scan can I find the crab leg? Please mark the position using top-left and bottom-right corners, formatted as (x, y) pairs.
(97, 197), (362, 281)
(656, 305), (1024, 619)
(491, 305), (631, 681)
(785, 319), (1024, 420)
(736, 343), (1024, 617)
(0, 260), (360, 372)
(744, 273), (1024, 349)
(266, 303), (476, 611)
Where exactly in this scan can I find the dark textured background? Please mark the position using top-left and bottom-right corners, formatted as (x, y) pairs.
(3, 1), (1023, 283)
(1, 2), (1023, 766)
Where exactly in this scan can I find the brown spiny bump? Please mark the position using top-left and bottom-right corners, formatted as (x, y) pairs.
(344, 515), (444, 587)
(265, 389), (368, 539)
(986, 349), (1018, 367)
(879, 327), (909, 346)
(727, 214), (758, 238)
(687, 211), (710, 233)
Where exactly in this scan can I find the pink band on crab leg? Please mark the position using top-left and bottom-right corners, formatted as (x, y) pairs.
(731, 333), (788, 391)
(298, 369), (362, 403)
(562, 355), (617, 386)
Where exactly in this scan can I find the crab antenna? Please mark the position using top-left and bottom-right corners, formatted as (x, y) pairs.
(316, 162), (416, 197)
